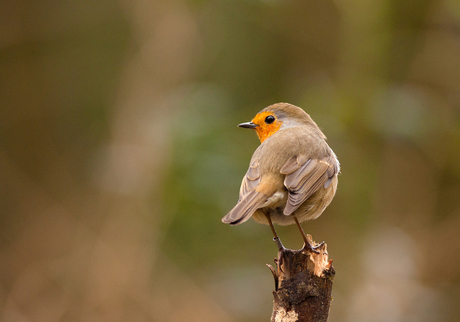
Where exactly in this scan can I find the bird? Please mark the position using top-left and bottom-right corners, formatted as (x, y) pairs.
(222, 103), (340, 251)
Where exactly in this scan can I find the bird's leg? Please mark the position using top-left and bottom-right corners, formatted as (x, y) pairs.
(293, 216), (323, 253)
(266, 213), (278, 239)
(265, 212), (285, 251)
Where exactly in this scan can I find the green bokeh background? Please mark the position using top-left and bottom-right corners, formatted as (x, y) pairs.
(1, 0), (460, 321)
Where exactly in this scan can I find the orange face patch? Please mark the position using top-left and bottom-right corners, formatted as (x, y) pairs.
(251, 111), (282, 143)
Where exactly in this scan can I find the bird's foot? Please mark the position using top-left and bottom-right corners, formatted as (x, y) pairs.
(273, 237), (286, 251)
(301, 240), (325, 254)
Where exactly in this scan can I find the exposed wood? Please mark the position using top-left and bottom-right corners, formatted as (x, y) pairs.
(267, 235), (334, 322)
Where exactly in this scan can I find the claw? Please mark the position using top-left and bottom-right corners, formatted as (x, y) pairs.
(301, 239), (326, 254)
(301, 241), (320, 254)
(312, 241), (325, 252)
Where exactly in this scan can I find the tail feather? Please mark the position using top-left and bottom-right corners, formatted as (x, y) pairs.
(222, 190), (267, 225)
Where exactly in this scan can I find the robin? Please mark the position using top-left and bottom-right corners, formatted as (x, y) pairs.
(222, 103), (340, 251)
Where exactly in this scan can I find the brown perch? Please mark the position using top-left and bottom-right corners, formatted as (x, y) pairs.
(267, 235), (335, 322)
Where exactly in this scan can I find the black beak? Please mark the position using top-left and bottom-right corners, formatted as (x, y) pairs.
(238, 122), (257, 129)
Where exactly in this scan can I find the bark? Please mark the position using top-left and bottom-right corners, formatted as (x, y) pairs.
(267, 235), (334, 322)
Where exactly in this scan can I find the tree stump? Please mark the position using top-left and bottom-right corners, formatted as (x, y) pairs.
(267, 235), (334, 322)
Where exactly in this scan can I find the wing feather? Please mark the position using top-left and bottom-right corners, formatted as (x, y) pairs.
(283, 154), (338, 216)
(239, 161), (260, 197)
(222, 161), (267, 225)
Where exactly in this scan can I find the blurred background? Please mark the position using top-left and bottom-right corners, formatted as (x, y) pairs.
(1, 0), (460, 321)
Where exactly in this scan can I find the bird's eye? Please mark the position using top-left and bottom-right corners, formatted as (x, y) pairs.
(265, 115), (275, 124)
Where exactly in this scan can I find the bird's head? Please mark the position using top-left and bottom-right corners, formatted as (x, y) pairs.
(238, 103), (323, 143)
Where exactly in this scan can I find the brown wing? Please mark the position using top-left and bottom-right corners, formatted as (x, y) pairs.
(239, 161), (260, 197)
(280, 154), (338, 216)
(221, 161), (268, 225)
